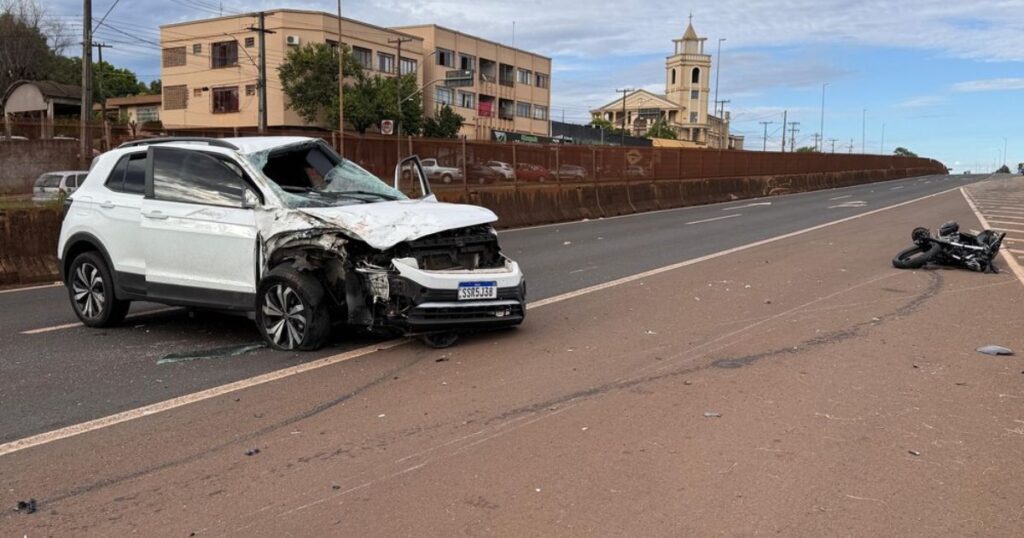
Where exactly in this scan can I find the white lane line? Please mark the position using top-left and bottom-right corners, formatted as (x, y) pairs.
(962, 189), (1024, 288)
(829, 201), (868, 209)
(20, 307), (182, 335)
(890, 186), (905, 190)
(829, 195), (852, 201)
(986, 221), (1024, 228)
(0, 339), (411, 458)
(0, 282), (60, 295)
(722, 202), (771, 210)
(686, 214), (742, 225)
(0, 184), (973, 458)
(979, 213), (1024, 220)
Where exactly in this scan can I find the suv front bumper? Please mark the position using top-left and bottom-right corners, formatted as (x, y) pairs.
(376, 257), (526, 331)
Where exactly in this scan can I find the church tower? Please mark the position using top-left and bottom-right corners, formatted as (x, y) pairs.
(666, 16), (712, 142)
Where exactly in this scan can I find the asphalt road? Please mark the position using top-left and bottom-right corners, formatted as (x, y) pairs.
(0, 173), (987, 444)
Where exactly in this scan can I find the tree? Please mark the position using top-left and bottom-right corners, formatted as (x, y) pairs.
(644, 118), (677, 140)
(0, 0), (53, 98)
(893, 147), (918, 158)
(589, 117), (626, 137)
(146, 80), (161, 95)
(277, 42), (363, 128)
(48, 57), (148, 99)
(996, 164), (1010, 174)
(795, 145), (817, 153)
(423, 104), (465, 138)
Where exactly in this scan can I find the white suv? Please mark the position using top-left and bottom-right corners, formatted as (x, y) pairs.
(58, 137), (525, 350)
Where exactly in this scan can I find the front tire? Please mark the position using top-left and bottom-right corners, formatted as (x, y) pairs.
(256, 267), (332, 351)
(67, 251), (130, 327)
(892, 243), (941, 269)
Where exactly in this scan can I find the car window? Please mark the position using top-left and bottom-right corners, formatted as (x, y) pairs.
(64, 175), (77, 188)
(153, 148), (246, 207)
(105, 153), (147, 194)
(37, 174), (62, 188)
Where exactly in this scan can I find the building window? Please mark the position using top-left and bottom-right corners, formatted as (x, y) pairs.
(378, 52), (395, 73)
(690, 90), (699, 99)
(671, 69), (676, 85)
(136, 106), (159, 123)
(690, 111), (699, 123)
(211, 41), (238, 68)
(352, 46), (372, 68)
(437, 48), (454, 67)
(192, 43), (202, 54)
(533, 105), (548, 120)
(516, 101), (531, 117)
(499, 63), (514, 86)
(244, 36), (255, 48)
(535, 73), (548, 89)
(399, 56), (415, 74)
(691, 67), (700, 84)
(458, 91), (475, 109)
(245, 84), (256, 96)
(436, 86), (453, 106)
(163, 85), (187, 110)
(212, 86), (239, 113)
(498, 99), (514, 120)
(162, 47), (186, 68)
(459, 53), (475, 71)
(193, 88), (203, 97)
(517, 69), (532, 85)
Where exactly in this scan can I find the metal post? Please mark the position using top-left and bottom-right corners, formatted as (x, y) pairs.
(80, 0), (92, 168)
(258, 12), (267, 133)
(880, 123), (886, 154)
(781, 110), (787, 152)
(819, 82), (828, 151)
(861, 108), (866, 154)
(714, 38), (725, 123)
(616, 88), (634, 145)
(390, 37), (413, 161)
(337, 0), (345, 156)
(759, 121), (772, 152)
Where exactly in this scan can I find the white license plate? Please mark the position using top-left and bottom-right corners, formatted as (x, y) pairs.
(458, 281), (497, 300)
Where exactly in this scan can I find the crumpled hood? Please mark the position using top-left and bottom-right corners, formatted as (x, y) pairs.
(294, 198), (498, 250)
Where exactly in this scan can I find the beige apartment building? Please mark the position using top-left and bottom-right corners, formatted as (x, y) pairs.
(394, 25), (552, 141)
(159, 10), (551, 141)
(590, 19), (743, 150)
(159, 10), (424, 130)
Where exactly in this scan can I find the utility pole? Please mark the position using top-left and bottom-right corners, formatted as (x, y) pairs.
(389, 36), (413, 161)
(616, 88), (634, 144)
(880, 123), (886, 154)
(337, 0), (344, 157)
(788, 122), (800, 152)
(759, 121), (773, 151)
(714, 38), (725, 120)
(861, 108), (866, 154)
(1003, 137), (1008, 166)
(80, 0), (92, 167)
(714, 99), (730, 118)
(92, 43), (110, 123)
(819, 82), (828, 151)
(247, 12), (275, 133)
(827, 138), (838, 153)
(781, 110), (787, 152)
(812, 133), (820, 152)
(848, 139), (854, 154)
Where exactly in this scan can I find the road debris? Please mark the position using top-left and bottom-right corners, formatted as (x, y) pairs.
(434, 356), (450, 362)
(645, 330), (658, 335)
(908, 450), (921, 456)
(703, 412), (722, 418)
(157, 343), (266, 365)
(977, 345), (1014, 356)
(15, 499), (37, 514)
(244, 448), (261, 456)
(563, 241), (572, 246)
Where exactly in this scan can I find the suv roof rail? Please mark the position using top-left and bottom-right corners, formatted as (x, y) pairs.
(118, 137), (239, 150)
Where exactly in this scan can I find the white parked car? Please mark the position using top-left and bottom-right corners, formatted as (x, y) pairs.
(58, 137), (526, 350)
(420, 158), (463, 183)
(487, 161), (515, 180)
(32, 170), (89, 203)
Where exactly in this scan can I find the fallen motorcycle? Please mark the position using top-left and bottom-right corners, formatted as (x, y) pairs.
(892, 221), (1005, 273)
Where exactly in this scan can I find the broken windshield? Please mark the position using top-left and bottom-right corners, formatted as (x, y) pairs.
(248, 141), (406, 207)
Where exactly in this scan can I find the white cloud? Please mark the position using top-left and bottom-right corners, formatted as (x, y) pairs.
(951, 78), (1024, 92)
(895, 95), (946, 107)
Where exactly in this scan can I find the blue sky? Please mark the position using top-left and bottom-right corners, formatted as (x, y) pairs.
(45, 0), (1024, 172)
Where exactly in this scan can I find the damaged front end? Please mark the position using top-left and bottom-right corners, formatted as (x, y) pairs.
(261, 222), (525, 336)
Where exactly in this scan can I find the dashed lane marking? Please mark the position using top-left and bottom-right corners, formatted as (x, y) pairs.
(0, 282), (60, 295)
(20, 307), (182, 335)
(686, 214), (742, 225)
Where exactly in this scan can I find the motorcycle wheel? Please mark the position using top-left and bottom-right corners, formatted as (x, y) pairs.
(892, 242), (942, 269)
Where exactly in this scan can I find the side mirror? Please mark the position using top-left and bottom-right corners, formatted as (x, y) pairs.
(394, 155), (432, 198)
(242, 189), (260, 209)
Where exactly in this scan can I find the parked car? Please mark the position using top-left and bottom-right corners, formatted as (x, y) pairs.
(515, 163), (551, 182)
(419, 158), (463, 183)
(466, 162), (504, 184)
(32, 171), (89, 204)
(487, 160), (515, 181)
(0, 135), (29, 142)
(58, 137), (526, 350)
(556, 164), (587, 181)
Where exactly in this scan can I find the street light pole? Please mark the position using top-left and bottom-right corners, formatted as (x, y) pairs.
(759, 121), (773, 152)
(880, 123), (886, 154)
(714, 38), (725, 120)
(861, 108), (866, 154)
(819, 82), (828, 152)
(1003, 137), (1008, 166)
(337, 0), (345, 157)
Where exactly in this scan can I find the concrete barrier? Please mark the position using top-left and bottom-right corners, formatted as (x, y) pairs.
(0, 165), (948, 286)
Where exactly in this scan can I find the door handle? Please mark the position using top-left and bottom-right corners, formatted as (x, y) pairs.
(142, 210), (168, 220)
(99, 201), (115, 209)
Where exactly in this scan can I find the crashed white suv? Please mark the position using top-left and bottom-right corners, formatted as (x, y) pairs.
(58, 137), (525, 350)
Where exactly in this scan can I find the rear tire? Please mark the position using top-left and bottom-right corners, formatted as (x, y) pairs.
(441, 173), (453, 184)
(67, 251), (130, 327)
(892, 243), (941, 269)
(256, 266), (332, 351)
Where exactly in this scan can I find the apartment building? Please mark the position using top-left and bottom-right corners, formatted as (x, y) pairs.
(394, 25), (552, 141)
(159, 10), (424, 129)
(158, 11), (551, 141)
